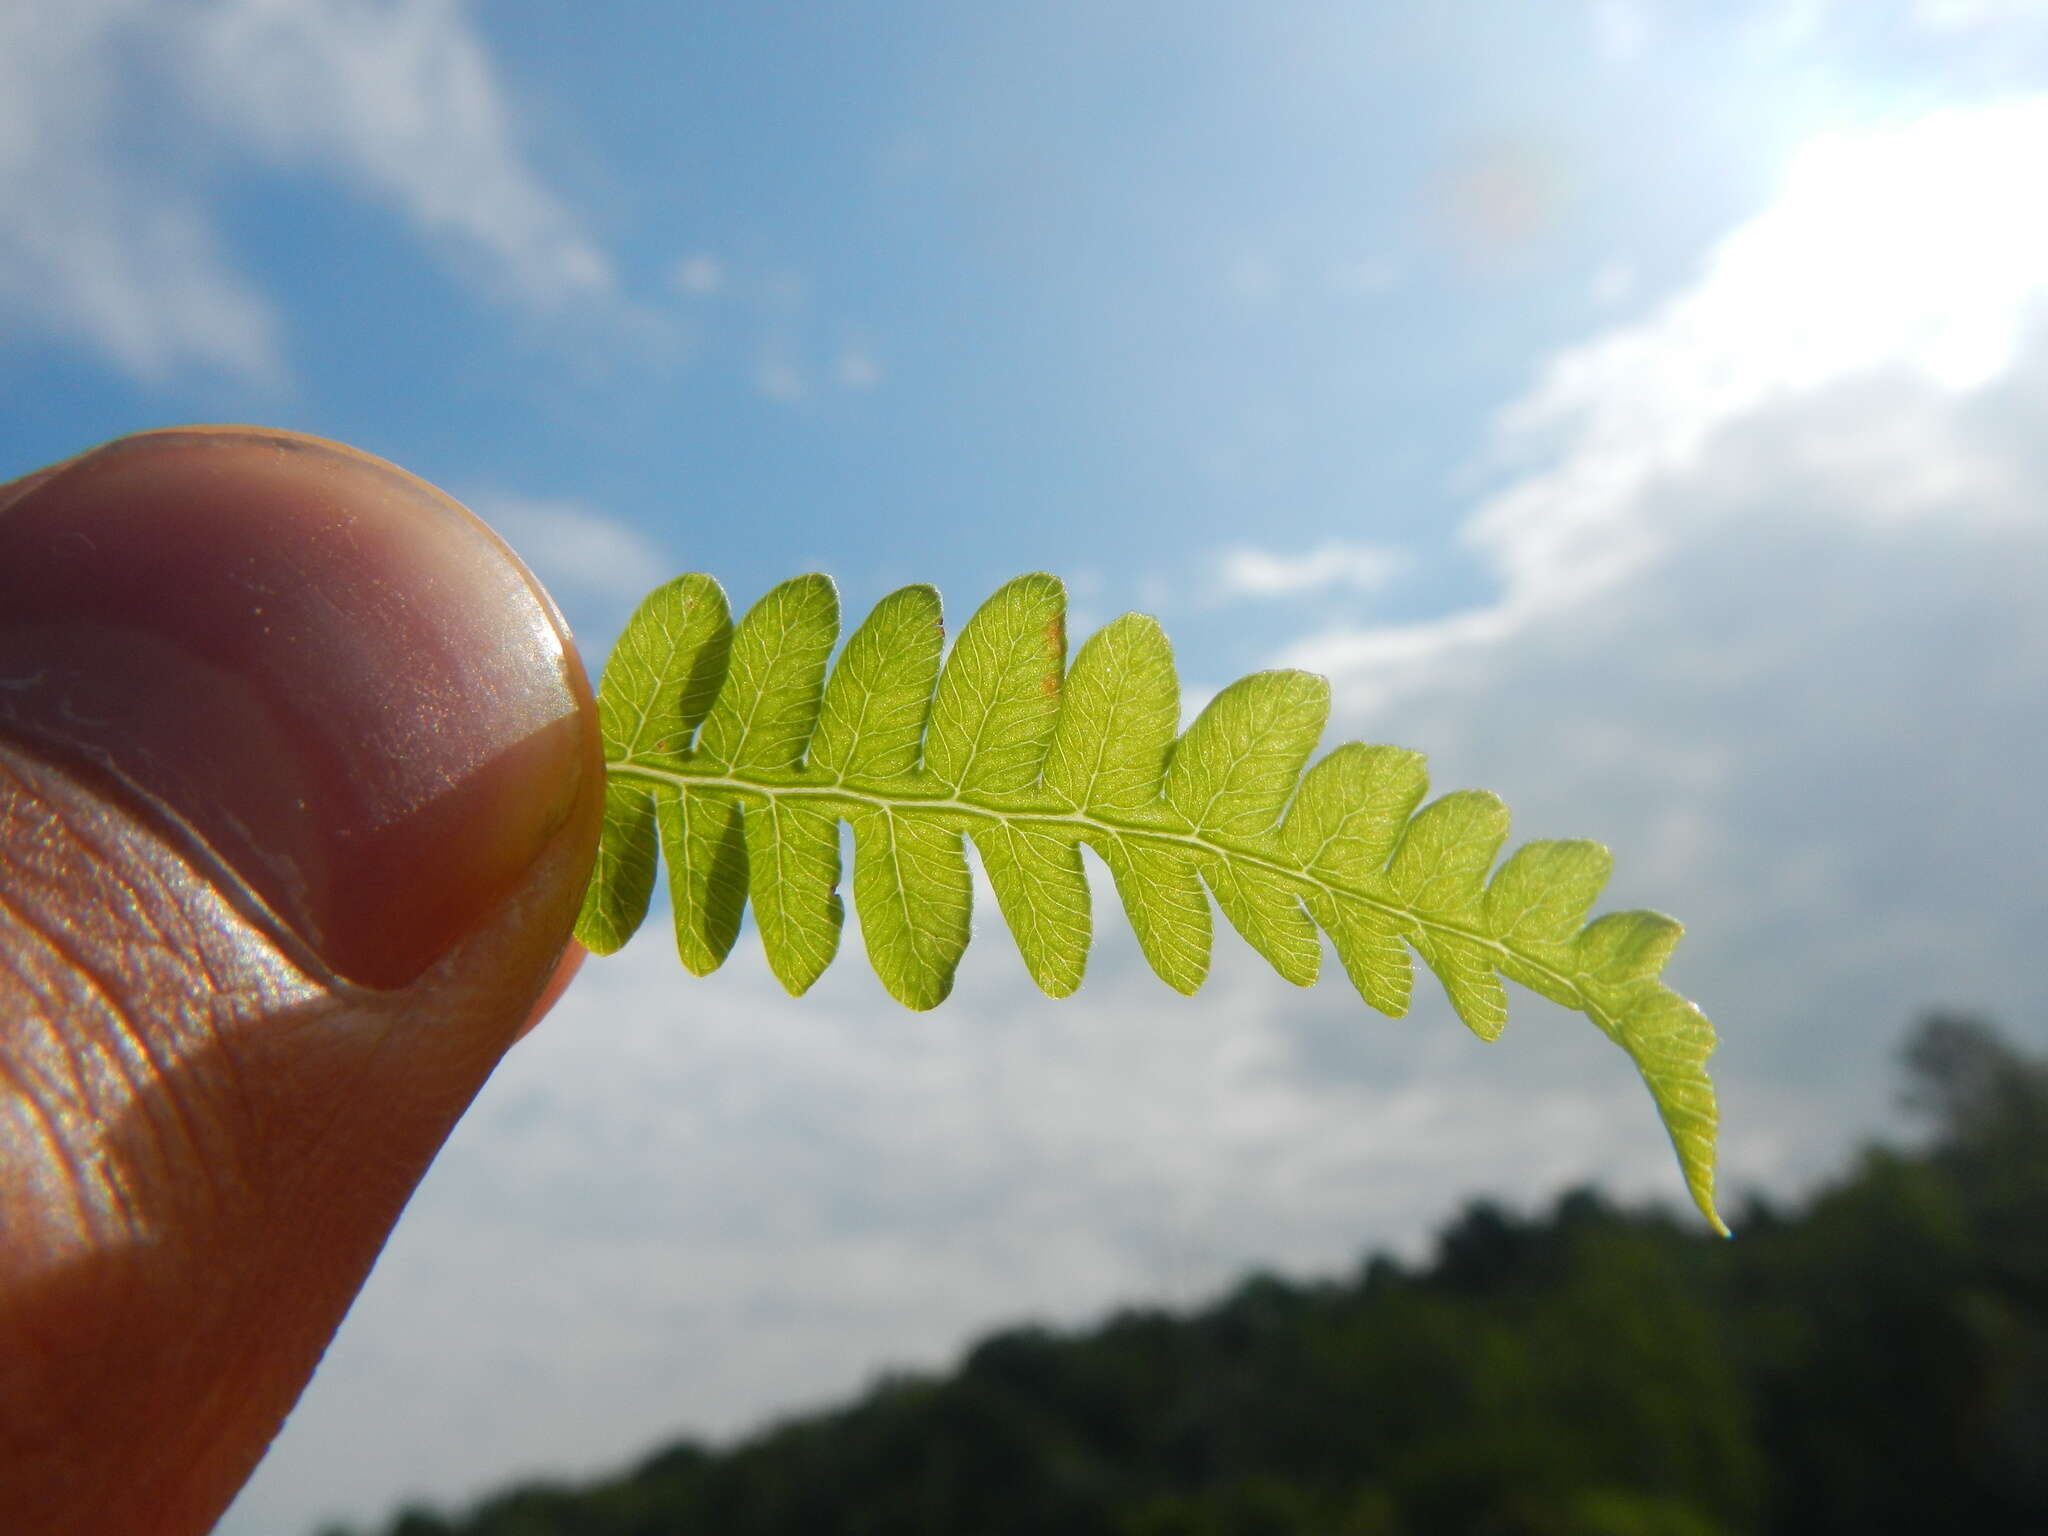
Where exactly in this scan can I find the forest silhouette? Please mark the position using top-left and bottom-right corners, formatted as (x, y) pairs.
(336, 1014), (2048, 1535)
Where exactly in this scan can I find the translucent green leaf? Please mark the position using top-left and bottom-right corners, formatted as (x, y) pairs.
(655, 786), (746, 976)
(1581, 964), (1725, 1238)
(1096, 834), (1210, 994)
(812, 583), (942, 782)
(1204, 855), (1319, 986)
(595, 573), (733, 761)
(743, 797), (841, 995)
(1576, 907), (1685, 986)
(973, 822), (1091, 998)
(575, 780), (658, 956)
(849, 806), (972, 1010)
(1486, 840), (1613, 1008)
(1044, 613), (1177, 813)
(698, 575), (838, 774)
(1165, 670), (1328, 838)
(1386, 790), (1510, 916)
(1486, 839), (1613, 949)
(587, 572), (1728, 1231)
(1311, 891), (1414, 1017)
(1279, 743), (1428, 880)
(925, 574), (1065, 796)
(1386, 791), (1512, 1039)
(575, 574), (733, 955)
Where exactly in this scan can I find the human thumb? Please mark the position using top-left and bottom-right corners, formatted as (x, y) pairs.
(0, 428), (603, 1533)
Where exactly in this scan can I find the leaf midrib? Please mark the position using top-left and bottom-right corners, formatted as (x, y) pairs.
(608, 755), (1618, 1027)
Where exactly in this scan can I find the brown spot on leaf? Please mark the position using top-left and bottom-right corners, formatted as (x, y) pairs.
(1041, 612), (1065, 697)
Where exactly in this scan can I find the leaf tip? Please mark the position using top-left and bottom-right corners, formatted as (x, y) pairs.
(1469, 1017), (1507, 1043)
(572, 920), (626, 958)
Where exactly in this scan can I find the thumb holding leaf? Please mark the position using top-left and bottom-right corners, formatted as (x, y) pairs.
(0, 427), (603, 1533)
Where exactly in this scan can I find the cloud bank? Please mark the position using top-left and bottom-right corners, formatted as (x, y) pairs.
(1286, 99), (2048, 708)
(1277, 100), (2048, 1127)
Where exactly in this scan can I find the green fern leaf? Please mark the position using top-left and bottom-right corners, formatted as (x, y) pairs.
(576, 572), (1727, 1235)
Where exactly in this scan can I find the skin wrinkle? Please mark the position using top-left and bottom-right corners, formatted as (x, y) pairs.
(0, 888), (90, 1097)
(55, 792), (233, 1176)
(126, 859), (273, 1208)
(1, 773), (237, 1257)
(49, 898), (206, 1219)
(42, 975), (163, 1250)
(0, 884), (143, 1244)
(0, 1031), (96, 1251)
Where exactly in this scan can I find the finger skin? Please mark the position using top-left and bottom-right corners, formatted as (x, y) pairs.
(0, 429), (604, 1533)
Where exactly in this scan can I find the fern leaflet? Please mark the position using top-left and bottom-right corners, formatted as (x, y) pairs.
(578, 573), (1725, 1233)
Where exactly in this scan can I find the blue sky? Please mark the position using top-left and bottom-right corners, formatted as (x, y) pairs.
(7, 2), (2048, 1532)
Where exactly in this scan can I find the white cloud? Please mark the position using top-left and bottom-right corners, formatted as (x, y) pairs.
(1216, 541), (1407, 600)
(1326, 257), (1400, 298)
(174, 0), (611, 310)
(1916, 0), (2048, 31)
(753, 353), (806, 402)
(0, 0), (281, 383)
(1756, 0), (1833, 48)
(673, 252), (724, 295)
(677, 257), (884, 398)
(1590, 256), (1638, 307)
(0, 0), (608, 384)
(460, 490), (674, 675)
(467, 492), (670, 608)
(836, 346), (883, 389)
(1589, 0), (1651, 62)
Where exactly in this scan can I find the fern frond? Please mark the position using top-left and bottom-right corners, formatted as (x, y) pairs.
(578, 573), (1725, 1234)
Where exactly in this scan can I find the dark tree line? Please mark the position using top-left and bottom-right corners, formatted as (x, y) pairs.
(337, 1014), (2048, 1536)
